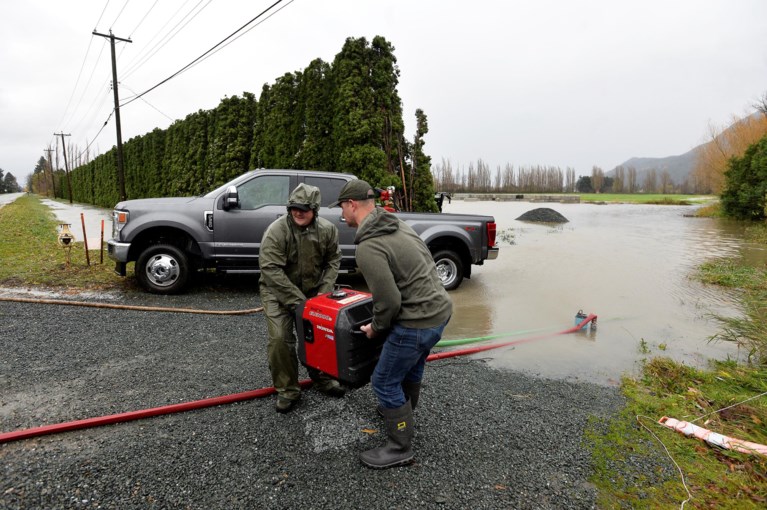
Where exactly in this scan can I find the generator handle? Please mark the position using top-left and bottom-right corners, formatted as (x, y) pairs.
(350, 321), (371, 336)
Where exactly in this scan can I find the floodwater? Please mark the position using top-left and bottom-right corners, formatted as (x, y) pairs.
(438, 199), (767, 386)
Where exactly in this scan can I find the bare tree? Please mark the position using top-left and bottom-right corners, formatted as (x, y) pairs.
(591, 166), (604, 193)
(660, 170), (673, 194)
(612, 166), (625, 193)
(643, 168), (658, 193)
(753, 90), (767, 116)
(627, 166), (637, 193)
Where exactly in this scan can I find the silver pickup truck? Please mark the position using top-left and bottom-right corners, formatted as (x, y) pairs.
(108, 169), (499, 294)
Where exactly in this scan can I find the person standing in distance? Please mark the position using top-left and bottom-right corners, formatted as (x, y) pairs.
(330, 179), (452, 468)
(260, 183), (345, 413)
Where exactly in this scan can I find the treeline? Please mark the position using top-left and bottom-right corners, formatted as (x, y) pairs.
(691, 109), (767, 194)
(432, 159), (578, 194)
(28, 36), (438, 212)
(431, 159), (678, 194)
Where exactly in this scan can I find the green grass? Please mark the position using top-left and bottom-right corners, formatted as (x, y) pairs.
(588, 359), (767, 508)
(0, 194), (122, 290)
(579, 193), (717, 205)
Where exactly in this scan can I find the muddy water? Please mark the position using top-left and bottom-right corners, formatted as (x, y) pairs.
(439, 199), (767, 386)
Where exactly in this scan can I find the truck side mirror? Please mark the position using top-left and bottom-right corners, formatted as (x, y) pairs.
(222, 186), (240, 211)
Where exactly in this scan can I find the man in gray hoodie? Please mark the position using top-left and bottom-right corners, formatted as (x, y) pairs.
(330, 179), (452, 468)
(260, 183), (344, 413)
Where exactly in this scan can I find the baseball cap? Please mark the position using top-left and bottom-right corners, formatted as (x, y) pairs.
(287, 202), (311, 211)
(329, 179), (377, 207)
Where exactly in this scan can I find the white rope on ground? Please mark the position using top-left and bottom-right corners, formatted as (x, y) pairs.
(636, 414), (692, 510)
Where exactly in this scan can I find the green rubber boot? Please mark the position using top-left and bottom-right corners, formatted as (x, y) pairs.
(360, 400), (414, 469)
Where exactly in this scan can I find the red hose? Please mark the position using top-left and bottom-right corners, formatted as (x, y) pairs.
(1, 314), (596, 444)
(0, 380), (313, 444)
(427, 313), (597, 361)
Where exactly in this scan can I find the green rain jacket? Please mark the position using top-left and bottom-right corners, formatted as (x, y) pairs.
(355, 206), (452, 334)
(259, 184), (341, 309)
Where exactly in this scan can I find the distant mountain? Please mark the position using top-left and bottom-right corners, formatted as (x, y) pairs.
(610, 149), (698, 185)
(609, 112), (766, 185)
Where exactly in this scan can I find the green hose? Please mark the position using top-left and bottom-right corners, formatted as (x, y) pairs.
(437, 315), (625, 347)
(435, 325), (555, 347)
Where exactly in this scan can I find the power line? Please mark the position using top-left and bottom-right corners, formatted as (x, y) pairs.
(74, 110), (114, 162)
(187, 0), (294, 70)
(57, 1), (114, 132)
(121, 0), (285, 108)
(109, 0), (131, 30)
(121, 0), (211, 81)
(120, 0), (197, 77)
(127, 0), (159, 37)
(120, 82), (174, 121)
(62, 39), (109, 132)
(94, 0), (111, 29)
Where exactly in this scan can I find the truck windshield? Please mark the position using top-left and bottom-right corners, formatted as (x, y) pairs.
(203, 170), (259, 198)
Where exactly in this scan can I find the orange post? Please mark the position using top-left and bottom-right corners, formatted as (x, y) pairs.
(80, 213), (90, 266)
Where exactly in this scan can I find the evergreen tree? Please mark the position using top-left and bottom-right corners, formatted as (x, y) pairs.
(207, 93), (255, 188)
(296, 58), (334, 171)
(721, 135), (767, 220)
(253, 73), (304, 169)
(2, 171), (21, 193)
(409, 109), (438, 212)
(331, 36), (389, 185)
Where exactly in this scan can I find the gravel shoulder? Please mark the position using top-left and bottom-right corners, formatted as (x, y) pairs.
(1, 282), (627, 509)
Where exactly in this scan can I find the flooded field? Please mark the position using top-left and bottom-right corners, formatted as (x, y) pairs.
(438, 199), (767, 385)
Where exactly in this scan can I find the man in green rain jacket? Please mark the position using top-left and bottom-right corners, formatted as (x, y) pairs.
(259, 183), (344, 413)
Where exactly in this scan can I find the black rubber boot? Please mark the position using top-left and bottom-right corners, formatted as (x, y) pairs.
(402, 381), (421, 411)
(360, 400), (414, 469)
(308, 368), (346, 397)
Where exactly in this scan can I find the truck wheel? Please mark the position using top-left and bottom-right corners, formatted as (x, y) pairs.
(432, 249), (463, 290)
(136, 244), (190, 294)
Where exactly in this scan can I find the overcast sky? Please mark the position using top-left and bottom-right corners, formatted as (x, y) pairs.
(2, 0), (766, 186)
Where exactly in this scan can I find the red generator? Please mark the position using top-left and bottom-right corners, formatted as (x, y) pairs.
(296, 288), (384, 388)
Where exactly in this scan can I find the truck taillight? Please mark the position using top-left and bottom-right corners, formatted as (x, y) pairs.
(487, 222), (497, 247)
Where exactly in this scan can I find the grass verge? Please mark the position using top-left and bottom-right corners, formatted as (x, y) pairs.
(0, 194), (123, 291)
(579, 193), (716, 205)
(589, 221), (767, 508)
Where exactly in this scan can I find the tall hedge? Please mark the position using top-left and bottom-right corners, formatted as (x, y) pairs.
(66, 36), (437, 211)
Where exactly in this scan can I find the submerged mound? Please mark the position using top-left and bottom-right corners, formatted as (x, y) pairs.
(516, 208), (569, 223)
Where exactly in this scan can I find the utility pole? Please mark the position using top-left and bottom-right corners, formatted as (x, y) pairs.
(54, 133), (72, 204)
(44, 147), (57, 198)
(93, 30), (132, 201)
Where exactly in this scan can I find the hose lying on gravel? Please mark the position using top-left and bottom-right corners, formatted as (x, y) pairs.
(0, 296), (263, 315)
(0, 314), (597, 444)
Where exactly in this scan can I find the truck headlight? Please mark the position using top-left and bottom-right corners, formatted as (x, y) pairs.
(113, 210), (129, 237)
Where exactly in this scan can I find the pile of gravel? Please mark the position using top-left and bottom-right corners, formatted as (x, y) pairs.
(516, 208), (569, 223)
(2, 287), (638, 509)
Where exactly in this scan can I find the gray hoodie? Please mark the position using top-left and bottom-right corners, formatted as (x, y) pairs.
(355, 207), (452, 333)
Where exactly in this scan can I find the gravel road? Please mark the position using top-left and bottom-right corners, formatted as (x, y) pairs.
(1, 280), (631, 509)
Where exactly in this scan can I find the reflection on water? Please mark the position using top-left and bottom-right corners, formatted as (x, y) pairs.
(440, 200), (765, 386)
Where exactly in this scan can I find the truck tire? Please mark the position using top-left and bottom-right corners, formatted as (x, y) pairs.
(136, 244), (190, 295)
(432, 249), (463, 290)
